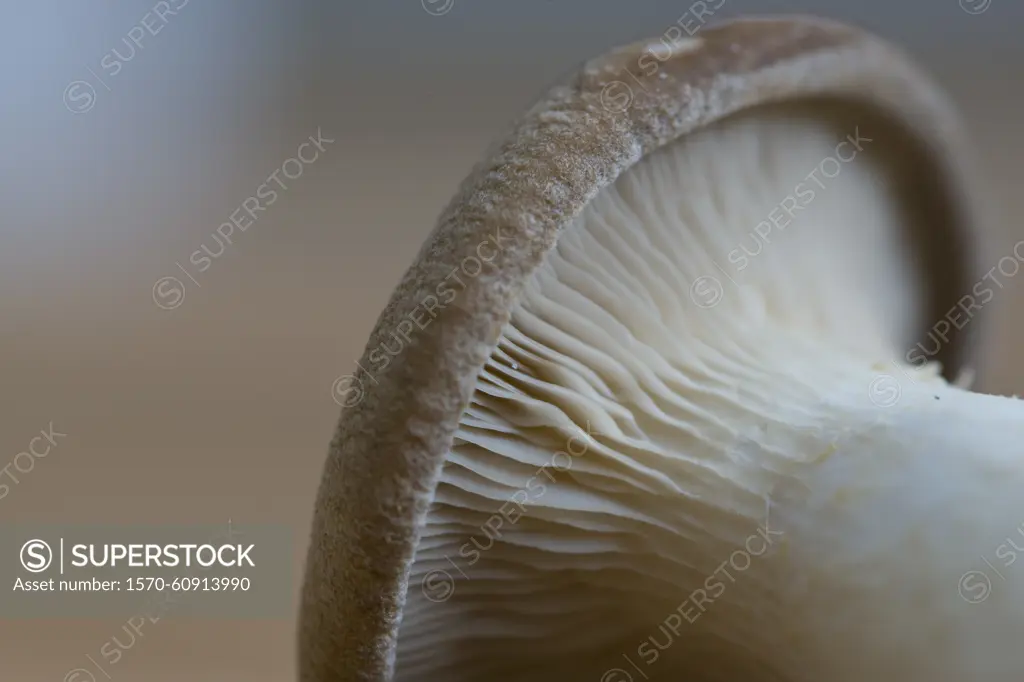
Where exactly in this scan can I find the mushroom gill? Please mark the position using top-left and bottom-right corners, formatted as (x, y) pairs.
(394, 101), (984, 681)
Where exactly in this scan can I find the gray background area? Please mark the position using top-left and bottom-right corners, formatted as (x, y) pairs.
(1, 1), (1021, 679)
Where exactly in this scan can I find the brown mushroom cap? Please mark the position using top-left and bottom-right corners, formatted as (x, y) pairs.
(299, 15), (988, 682)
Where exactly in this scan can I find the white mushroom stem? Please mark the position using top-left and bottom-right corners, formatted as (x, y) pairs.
(762, 374), (1024, 681)
(395, 104), (1019, 681)
(622, 324), (1024, 680)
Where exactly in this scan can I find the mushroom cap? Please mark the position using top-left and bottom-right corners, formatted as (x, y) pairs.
(300, 15), (989, 682)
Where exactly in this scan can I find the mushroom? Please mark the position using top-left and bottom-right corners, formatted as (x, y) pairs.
(300, 16), (1014, 682)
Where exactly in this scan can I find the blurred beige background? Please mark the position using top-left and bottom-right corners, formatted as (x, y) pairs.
(1, 1), (1021, 679)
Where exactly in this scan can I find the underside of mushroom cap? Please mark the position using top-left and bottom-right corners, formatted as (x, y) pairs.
(299, 15), (989, 682)
(395, 99), (955, 682)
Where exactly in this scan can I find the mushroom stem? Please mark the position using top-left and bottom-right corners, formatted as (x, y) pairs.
(719, 359), (1024, 680)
